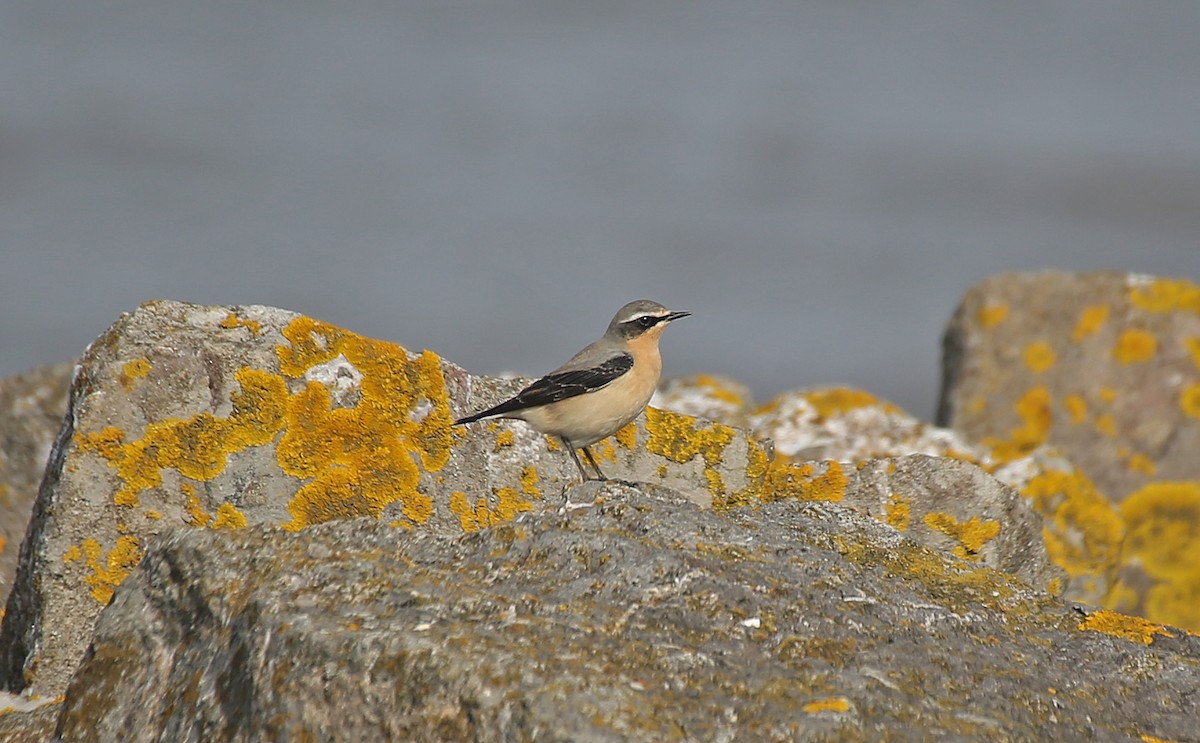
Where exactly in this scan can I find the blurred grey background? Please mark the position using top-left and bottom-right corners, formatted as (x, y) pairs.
(2, 2), (1198, 420)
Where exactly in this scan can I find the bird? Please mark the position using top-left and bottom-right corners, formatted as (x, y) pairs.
(454, 299), (690, 482)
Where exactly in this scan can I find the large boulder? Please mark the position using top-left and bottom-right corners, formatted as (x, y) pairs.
(0, 300), (766, 699)
(56, 482), (1200, 741)
(939, 272), (1200, 630)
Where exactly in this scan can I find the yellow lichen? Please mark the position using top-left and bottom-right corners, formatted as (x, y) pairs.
(1077, 609), (1175, 645)
(182, 483), (210, 527)
(75, 536), (143, 605)
(763, 460), (847, 504)
(219, 312), (262, 335)
(1094, 414), (1117, 438)
(922, 513), (1000, 561)
(520, 465), (542, 500)
(1022, 469), (1123, 591)
(1127, 453), (1156, 477)
(985, 386), (1052, 462)
(1072, 305), (1109, 342)
(275, 317), (452, 530)
(1113, 481), (1200, 630)
(74, 368), (289, 508)
(1023, 342), (1056, 373)
(1180, 383), (1200, 419)
(1186, 338), (1200, 369)
(804, 387), (889, 419)
(693, 373), (746, 406)
(63, 545), (82, 563)
(449, 488), (533, 533)
(614, 421), (638, 450)
(1112, 329), (1158, 364)
(644, 406), (734, 482)
(802, 697), (851, 714)
(212, 502), (248, 529)
(884, 493), (911, 531)
(1128, 277), (1200, 315)
(119, 358), (151, 389)
(1098, 386), (1118, 403)
(978, 303), (1009, 328)
(1064, 394), (1087, 424)
(494, 430), (515, 448)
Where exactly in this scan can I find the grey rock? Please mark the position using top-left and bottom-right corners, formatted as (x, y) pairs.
(57, 482), (1200, 742)
(0, 362), (73, 605)
(0, 300), (766, 699)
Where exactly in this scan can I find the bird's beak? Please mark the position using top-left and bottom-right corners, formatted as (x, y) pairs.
(665, 311), (691, 322)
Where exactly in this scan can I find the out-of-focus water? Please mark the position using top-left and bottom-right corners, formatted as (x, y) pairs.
(2, 1), (1198, 418)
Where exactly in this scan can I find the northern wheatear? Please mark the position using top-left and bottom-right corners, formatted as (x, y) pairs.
(455, 299), (690, 481)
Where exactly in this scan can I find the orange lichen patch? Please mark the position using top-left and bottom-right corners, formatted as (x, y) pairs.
(645, 406), (734, 469)
(1077, 609), (1175, 645)
(70, 536), (143, 605)
(494, 430), (515, 449)
(978, 303), (1009, 328)
(182, 483), (210, 527)
(1114, 481), (1200, 629)
(923, 513), (1000, 561)
(1112, 329), (1158, 364)
(984, 386), (1052, 462)
(1128, 277), (1200, 314)
(1094, 414), (1117, 438)
(75, 368), (289, 508)
(614, 421), (638, 451)
(219, 312), (262, 335)
(212, 502), (248, 529)
(804, 387), (891, 419)
(519, 465), (542, 500)
(118, 358), (151, 389)
(1186, 338), (1200, 369)
(884, 493), (911, 531)
(802, 697), (851, 714)
(1023, 342), (1056, 373)
(275, 317), (453, 530)
(763, 460), (847, 504)
(1180, 383), (1200, 419)
(1021, 469), (1123, 586)
(1072, 305), (1109, 342)
(1097, 386), (1118, 403)
(1140, 736), (1179, 743)
(692, 373), (747, 406)
(1127, 453), (1157, 477)
(1063, 394), (1087, 424)
(449, 488), (534, 533)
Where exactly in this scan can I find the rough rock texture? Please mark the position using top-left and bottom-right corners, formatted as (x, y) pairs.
(0, 362), (73, 605)
(0, 300), (766, 700)
(657, 384), (1118, 605)
(938, 272), (1200, 630)
(57, 483), (1200, 742)
(651, 373), (755, 428)
(0, 696), (60, 742)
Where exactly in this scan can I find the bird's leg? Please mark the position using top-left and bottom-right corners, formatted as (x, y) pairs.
(581, 446), (608, 481)
(563, 440), (593, 482)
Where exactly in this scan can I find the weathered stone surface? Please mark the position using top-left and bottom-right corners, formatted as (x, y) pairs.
(58, 483), (1200, 742)
(741, 387), (1115, 603)
(0, 300), (766, 699)
(651, 373), (755, 428)
(0, 694), (60, 742)
(0, 362), (73, 605)
(938, 272), (1200, 630)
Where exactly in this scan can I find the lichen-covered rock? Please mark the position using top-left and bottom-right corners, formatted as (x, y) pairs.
(0, 693), (60, 742)
(57, 483), (1200, 742)
(938, 272), (1200, 630)
(0, 362), (73, 605)
(651, 373), (755, 428)
(0, 300), (766, 699)
(746, 386), (1116, 604)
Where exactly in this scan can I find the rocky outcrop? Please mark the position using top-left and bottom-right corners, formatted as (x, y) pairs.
(0, 362), (73, 605)
(938, 272), (1200, 630)
(56, 482), (1200, 742)
(0, 300), (766, 700)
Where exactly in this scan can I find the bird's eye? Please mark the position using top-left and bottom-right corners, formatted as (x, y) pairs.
(637, 316), (657, 328)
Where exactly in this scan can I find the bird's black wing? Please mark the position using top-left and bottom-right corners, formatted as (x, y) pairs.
(455, 353), (634, 423)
